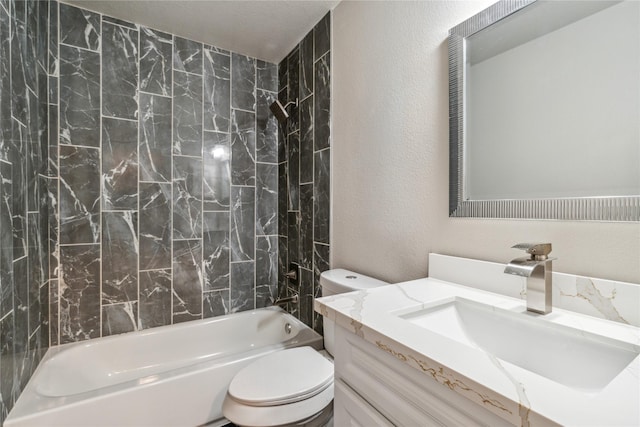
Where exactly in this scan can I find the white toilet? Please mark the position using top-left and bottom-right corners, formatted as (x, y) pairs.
(222, 269), (389, 427)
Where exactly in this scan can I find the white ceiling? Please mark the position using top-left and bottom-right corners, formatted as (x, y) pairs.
(63, 0), (340, 63)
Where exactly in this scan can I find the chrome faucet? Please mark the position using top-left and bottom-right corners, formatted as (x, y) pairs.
(272, 294), (298, 308)
(504, 243), (555, 314)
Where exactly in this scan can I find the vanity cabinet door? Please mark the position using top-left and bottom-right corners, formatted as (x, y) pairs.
(334, 380), (394, 426)
(333, 326), (513, 427)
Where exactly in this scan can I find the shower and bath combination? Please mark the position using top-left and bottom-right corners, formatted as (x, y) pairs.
(269, 98), (298, 123)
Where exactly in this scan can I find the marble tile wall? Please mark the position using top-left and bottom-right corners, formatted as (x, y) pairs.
(278, 13), (331, 333)
(48, 2), (280, 344)
(0, 0), (51, 422)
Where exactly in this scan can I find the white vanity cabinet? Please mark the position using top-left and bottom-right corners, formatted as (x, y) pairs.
(333, 325), (513, 427)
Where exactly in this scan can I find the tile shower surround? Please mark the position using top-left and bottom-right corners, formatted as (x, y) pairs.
(0, 0), (51, 422)
(0, 1), (331, 421)
(278, 14), (331, 335)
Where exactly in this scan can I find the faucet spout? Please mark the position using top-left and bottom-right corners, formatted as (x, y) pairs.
(504, 243), (555, 315)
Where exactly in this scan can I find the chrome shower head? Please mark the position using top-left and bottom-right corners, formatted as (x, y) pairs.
(269, 99), (298, 123)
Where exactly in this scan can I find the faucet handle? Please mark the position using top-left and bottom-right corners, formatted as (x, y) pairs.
(511, 243), (552, 260)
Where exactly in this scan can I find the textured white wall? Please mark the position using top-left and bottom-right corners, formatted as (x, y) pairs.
(331, 1), (640, 284)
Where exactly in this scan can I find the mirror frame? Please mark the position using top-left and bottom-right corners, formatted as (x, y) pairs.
(448, 0), (640, 221)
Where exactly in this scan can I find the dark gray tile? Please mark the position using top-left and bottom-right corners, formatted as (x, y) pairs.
(59, 3), (100, 51)
(1, 311), (15, 420)
(256, 90), (277, 163)
(47, 178), (58, 280)
(0, 161), (13, 318)
(102, 118), (138, 210)
(173, 156), (203, 239)
(314, 55), (330, 151)
(48, 104), (58, 177)
(286, 49), (299, 135)
(140, 27), (172, 96)
(300, 183), (313, 270)
(203, 131), (230, 211)
(203, 44), (229, 56)
(300, 32), (313, 100)
(203, 211), (229, 291)
(102, 302), (138, 336)
(256, 163), (277, 236)
(314, 13), (331, 61)
(203, 290), (229, 318)
(48, 0), (58, 75)
(257, 60), (277, 92)
(139, 183), (171, 270)
(287, 211), (300, 268)
(10, 121), (27, 259)
(299, 267), (313, 328)
(278, 162), (287, 237)
(256, 236), (277, 308)
(49, 279), (59, 346)
(314, 150), (330, 244)
(231, 53), (255, 111)
(230, 186), (254, 262)
(48, 74), (57, 106)
(59, 244), (100, 343)
(59, 45), (100, 147)
(139, 93), (172, 183)
(27, 212), (44, 332)
(139, 269), (171, 329)
(173, 70), (202, 156)
(230, 261), (254, 313)
(173, 36), (202, 75)
(299, 96), (313, 184)
(277, 88), (287, 163)
(59, 146), (100, 244)
(278, 235), (287, 294)
(287, 132), (299, 210)
(173, 239), (202, 323)
(102, 211), (138, 305)
(102, 22), (138, 120)
(102, 15), (136, 29)
(231, 109), (255, 186)
(203, 48), (230, 133)
(278, 56), (287, 93)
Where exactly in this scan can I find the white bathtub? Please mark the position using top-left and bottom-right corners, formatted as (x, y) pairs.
(5, 307), (322, 427)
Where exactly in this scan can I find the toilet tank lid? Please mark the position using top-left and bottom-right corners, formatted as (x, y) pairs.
(320, 269), (389, 294)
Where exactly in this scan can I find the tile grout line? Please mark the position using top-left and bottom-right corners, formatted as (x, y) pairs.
(136, 17), (141, 332)
(99, 13), (103, 338)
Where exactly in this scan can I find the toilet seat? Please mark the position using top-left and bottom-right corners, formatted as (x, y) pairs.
(223, 347), (334, 426)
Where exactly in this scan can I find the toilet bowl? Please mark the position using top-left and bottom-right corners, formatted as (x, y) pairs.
(222, 269), (389, 427)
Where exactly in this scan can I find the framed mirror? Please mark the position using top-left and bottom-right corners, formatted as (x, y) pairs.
(448, 0), (639, 221)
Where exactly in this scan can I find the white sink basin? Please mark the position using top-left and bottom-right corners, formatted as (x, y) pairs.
(398, 297), (639, 391)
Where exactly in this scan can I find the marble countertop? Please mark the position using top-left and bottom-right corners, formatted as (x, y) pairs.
(315, 277), (640, 426)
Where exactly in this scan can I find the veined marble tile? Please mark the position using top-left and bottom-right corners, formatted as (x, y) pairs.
(0, 6), (10, 161)
(278, 235), (288, 293)
(231, 53), (255, 112)
(173, 36), (202, 75)
(0, 161), (13, 318)
(299, 267), (313, 327)
(300, 183), (313, 270)
(287, 211), (300, 268)
(314, 13), (331, 61)
(1, 311), (15, 419)
(59, 145), (100, 244)
(203, 211), (230, 291)
(59, 44), (100, 147)
(47, 177), (58, 280)
(11, 120), (27, 259)
(102, 118), (138, 210)
(256, 163), (277, 237)
(285, 48), (299, 136)
(313, 149), (330, 244)
(313, 243), (329, 335)
(139, 182), (171, 270)
(140, 27), (172, 96)
(102, 302), (138, 336)
(102, 211), (138, 305)
(256, 90), (277, 164)
(203, 289), (230, 318)
(59, 244), (100, 343)
(299, 96), (313, 184)
(287, 132), (299, 210)
(300, 33), (313, 100)
(47, 104), (57, 176)
(231, 109), (256, 186)
(256, 60), (277, 93)
(139, 269), (171, 329)
(277, 88), (287, 163)
(173, 70), (202, 156)
(48, 0), (58, 76)
(230, 186), (255, 262)
(313, 54), (330, 151)
(230, 261), (255, 313)
(256, 236), (277, 309)
(139, 93), (172, 183)
(59, 3), (100, 51)
(102, 22), (138, 120)
(203, 48), (230, 133)
(49, 279), (58, 346)
(102, 15), (136, 29)
(203, 131), (230, 211)
(27, 212), (44, 334)
(277, 162), (287, 236)
(172, 239), (202, 323)
(172, 155), (203, 240)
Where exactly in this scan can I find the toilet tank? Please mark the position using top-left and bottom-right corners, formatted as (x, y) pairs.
(320, 269), (389, 356)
